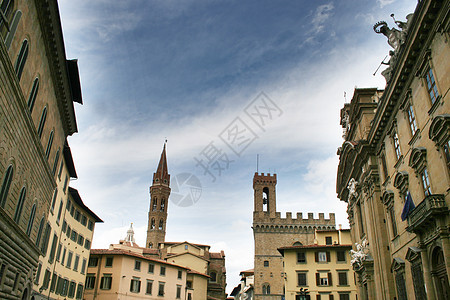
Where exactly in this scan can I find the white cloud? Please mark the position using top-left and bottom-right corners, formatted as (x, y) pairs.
(377, 0), (396, 8)
(312, 3), (335, 34)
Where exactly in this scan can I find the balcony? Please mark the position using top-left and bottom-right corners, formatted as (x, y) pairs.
(407, 194), (448, 233)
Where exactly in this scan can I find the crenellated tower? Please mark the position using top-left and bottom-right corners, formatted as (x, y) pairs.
(146, 143), (171, 249)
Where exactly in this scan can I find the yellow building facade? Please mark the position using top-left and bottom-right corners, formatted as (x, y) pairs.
(336, 0), (449, 299)
(279, 229), (357, 300)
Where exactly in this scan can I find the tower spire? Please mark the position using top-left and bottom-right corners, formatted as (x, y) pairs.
(146, 143), (171, 249)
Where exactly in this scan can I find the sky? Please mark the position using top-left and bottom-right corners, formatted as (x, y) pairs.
(58, 0), (417, 293)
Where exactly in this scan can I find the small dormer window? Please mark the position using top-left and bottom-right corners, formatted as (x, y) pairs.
(185, 245), (188, 250)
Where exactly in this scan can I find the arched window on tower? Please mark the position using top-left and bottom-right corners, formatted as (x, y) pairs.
(151, 218), (155, 229)
(160, 198), (165, 211)
(159, 219), (163, 230)
(262, 187), (269, 212)
(148, 242), (153, 248)
(152, 197), (157, 211)
(14, 39), (28, 81)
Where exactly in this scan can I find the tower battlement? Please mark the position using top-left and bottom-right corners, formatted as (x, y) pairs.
(253, 211), (335, 225)
(253, 172), (277, 187)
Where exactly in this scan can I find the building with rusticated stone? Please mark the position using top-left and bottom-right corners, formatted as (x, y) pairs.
(252, 172), (336, 299)
(336, 1), (449, 299)
(0, 0), (92, 299)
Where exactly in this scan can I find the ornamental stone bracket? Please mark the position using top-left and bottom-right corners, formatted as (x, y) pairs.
(406, 194), (448, 234)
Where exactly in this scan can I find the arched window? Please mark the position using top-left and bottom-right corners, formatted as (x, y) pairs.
(262, 187), (269, 212)
(160, 198), (165, 211)
(4, 10), (21, 50)
(0, 0), (14, 39)
(209, 271), (217, 282)
(27, 77), (39, 112)
(262, 284), (270, 294)
(14, 39), (28, 80)
(0, 164), (14, 208)
(148, 242), (153, 248)
(158, 219), (163, 230)
(52, 149), (60, 176)
(13, 186), (26, 223)
(26, 202), (36, 236)
(36, 106), (47, 138)
(45, 130), (54, 158)
(151, 218), (155, 229)
(35, 215), (45, 247)
(152, 197), (157, 211)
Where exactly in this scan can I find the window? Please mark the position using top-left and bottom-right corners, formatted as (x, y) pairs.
(50, 188), (58, 212)
(105, 257), (113, 267)
(66, 199), (71, 211)
(27, 78), (39, 112)
(76, 284), (84, 300)
(388, 206), (398, 237)
(52, 149), (60, 176)
(421, 168), (432, 196)
(325, 236), (332, 245)
(81, 215), (87, 226)
(158, 219), (163, 230)
(425, 67), (439, 104)
(393, 131), (401, 160)
(62, 220), (67, 232)
(0, 0), (14, 39)
(84, 239), (91, 250)
(61, 247), (66, 266)
(338, 272), (348, 285)
(40, 222), (51, 255)
(152, 197), (157, 210)
(160, 198), (165, 211)
(160, 266), (166, 276)
(148, 263), (154, 273)
(68, 281), (76, 298)
(81, 258), (87, 275)
(158, 282), (165, 296)
(58, 160), (64, 179)
(71, 230), (78, 242)
(74, 209), (81, 221)
(63, 223), (70, 237)
(45, 130), (54, 158)
(88, 257), (98, 267)
(339, 294), (350, 300)
(56, 201), (63, 224)
(35, 216), (45, 247)
(37, 106), (47, 138)
(66, 251), (73, 269)
(176, 285), (182, 298)
(297, 252), (306, 263)
(48, 234), (58, 263)
(88, 220), (94, 231)
(130, 277), (141, 293)
(178, 270), (182, 279)
(13, 186), (26, 223)
(85, 274), (95, 289)
(209, 271), (217, 282)
(356, 201), (365, 237)
(264, 260), (269, 267)
(56, 243), (62, 262)
(316, 272), (332, 286)
(50, 272), (57, 292)
(73, 255), (80, 271)
(146, 280), (153, 294)
(395, 271), (408, 300)
(77, 234), (84, 246)
(0, 165), (13, 208)
(262, 284), (270, 294)
(26, 203), (36, 236)
(380, 153), (389, 181)
(406, 104), (418, 136)
(151, 218), (155, 229)
(297, 272), (307, 286)
(134, 260), (141, 271)
(14, 39), (28, 80)
(43, 269), (51, 290)
(316, 251), (329, 262)
(34, 262), (42, 284)
(100, 274), (112, 290)
(337, 251), (346, 262)
(63, 176), (69, 193)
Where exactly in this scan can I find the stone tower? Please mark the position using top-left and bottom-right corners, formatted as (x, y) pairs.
(252, 172), (336, 299)
(146, 144), (171, 249)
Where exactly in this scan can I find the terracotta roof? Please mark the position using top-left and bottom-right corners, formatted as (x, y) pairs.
(240, 269), (254, 275)
(278, 244), (352, 255)
(210, 251), (225, 259)
(187, 269), (210, 278)
(143, 248), (159, 255)
(164, 241), (211, 248)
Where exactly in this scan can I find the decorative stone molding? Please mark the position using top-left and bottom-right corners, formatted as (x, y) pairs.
(382, 190), (395, 207)
(391, 257), (406, 273)
(347, 178), (359, 201)
(429, 114), (450, 147)
(409, 147), (427, 174)
(393, 172), (409, 194)
(405, 246), (422, 262)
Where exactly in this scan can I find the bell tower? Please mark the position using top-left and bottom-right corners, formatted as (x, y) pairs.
(253, 172), (277, 219)
(146, 143), (171, 249)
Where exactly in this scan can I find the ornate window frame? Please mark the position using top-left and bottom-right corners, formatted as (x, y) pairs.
(393, 171), (409, 196)
(382, 191), (398, 238)
(391, 258), (408, 300)
(416, 51), (441, 114)
(429, 115), (450, 172)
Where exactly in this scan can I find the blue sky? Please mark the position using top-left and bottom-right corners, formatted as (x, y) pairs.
(59, 0), (417, 293)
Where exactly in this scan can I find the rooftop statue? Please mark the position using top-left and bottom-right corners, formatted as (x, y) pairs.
(373, 13), (414, 50)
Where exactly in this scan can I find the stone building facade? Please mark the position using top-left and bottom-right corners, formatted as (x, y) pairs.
(252, 172), (336, 299)
(336, 0), (449, 299)
(0, 0), (84, 299)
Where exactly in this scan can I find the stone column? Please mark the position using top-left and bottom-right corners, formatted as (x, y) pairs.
(420, 247), (436, 299)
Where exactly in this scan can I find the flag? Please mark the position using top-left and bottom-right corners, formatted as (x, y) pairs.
(401, 191), (416, 221)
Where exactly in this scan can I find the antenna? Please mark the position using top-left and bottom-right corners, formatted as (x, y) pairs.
(256, 154), (259, 173)
(344, 91), (347, 102)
